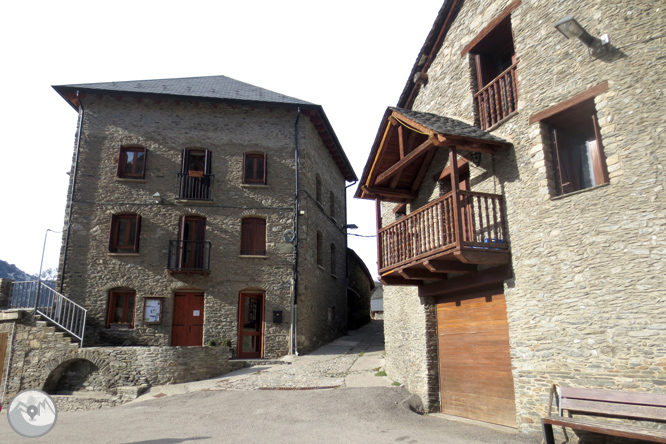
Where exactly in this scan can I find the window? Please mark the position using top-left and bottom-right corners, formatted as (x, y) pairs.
(118, 146), (147, 178)
(243, 152), (266, 184)
(329, 191), (336, 219)
(461, 1), (520, 130)
(109, 214), (141, 253)
(316, 231), (323, 267)
(179, 149), (213, 200)
(316, 174), (322, 204)
(545, 99), (608, 195)
(106, 289), (136, 328)
(241, 217), (266, 256)
(330, 243), (336, 276)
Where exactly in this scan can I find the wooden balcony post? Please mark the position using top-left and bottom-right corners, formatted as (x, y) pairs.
(376, 198), (383, 271)
(449, 147), (464, 248)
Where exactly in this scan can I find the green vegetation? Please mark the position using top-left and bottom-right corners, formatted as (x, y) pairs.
(375, 370), (387, 377)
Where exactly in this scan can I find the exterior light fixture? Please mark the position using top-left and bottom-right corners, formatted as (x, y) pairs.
(471, 152), (483, 167)
(152, 192), (162, 204)
(554, 16), (599, 48)
(343, 224), (358, 230)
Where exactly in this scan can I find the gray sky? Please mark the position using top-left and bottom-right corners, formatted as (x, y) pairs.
(0, 0), (443, 277)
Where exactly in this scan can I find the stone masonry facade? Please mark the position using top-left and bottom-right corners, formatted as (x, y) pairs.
(377, 0), (666, 437)
(54, 84), (351, 358)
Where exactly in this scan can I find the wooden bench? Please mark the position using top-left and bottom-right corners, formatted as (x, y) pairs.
(542, 386), (666, 443)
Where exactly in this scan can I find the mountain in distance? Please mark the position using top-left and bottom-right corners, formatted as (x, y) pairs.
(0, 260), (57, 287)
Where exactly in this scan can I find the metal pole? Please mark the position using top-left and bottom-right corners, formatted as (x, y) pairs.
(35, 229), (50, 310)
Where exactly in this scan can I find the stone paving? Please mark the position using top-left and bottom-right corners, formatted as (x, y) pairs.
(134, 320), (395, 402)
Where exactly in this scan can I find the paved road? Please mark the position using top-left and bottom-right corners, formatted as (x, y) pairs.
(0, 321), (538, 443)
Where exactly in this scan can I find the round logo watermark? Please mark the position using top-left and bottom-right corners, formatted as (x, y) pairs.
(7, 389), (57, 438)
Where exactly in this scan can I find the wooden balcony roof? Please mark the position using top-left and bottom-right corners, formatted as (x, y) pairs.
(355, 107), (511, 202)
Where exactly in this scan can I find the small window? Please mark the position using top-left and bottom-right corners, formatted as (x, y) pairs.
(118, 146), (147, 178)
(241, 217), (267, 256)
(316, 174), (322, 204)
(107, 289), (136, 328)
(330, 243), (336, 276)
(316, 231), (323, 267)
(546, 99), (608, 195)
(109, 214), (141, 253)
(243, 152), (267, 184)
(329, 191), (336, 219)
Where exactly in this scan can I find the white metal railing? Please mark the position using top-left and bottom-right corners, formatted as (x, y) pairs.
(9, 281), (87, 347)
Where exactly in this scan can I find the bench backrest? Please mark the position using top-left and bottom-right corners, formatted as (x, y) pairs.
(560, 387), (666, 421)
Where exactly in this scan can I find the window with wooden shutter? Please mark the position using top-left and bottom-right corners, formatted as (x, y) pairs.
(243, 152), (267, 184)
(545, 99), (608, 196)
(109, 214), (141, 253)
(118, 146), (147, 178)
(316, 174), (322, 204)
(241, 217), (266, 256)
(107, 289), (136, 328)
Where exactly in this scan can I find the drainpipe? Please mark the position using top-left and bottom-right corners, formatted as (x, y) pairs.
(59, 91), (84, 293)
(291, 107), (302, 356)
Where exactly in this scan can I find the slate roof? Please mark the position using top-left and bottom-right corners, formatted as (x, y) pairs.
(53, 75), (313, 107)
(390, 107), (509, 145)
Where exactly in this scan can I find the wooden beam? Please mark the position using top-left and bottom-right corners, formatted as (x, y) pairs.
(460, 0), (522, 57)
(454, 250), (511, 265)
(380, 275), (423, 287)
(411, 148), (438, 192)
(419, 264), (513, 297)
(361, 185), (417, 200)
(528, 81), (609, 125)
(398, 268), (440, 280)
(436, 156), (470, 181)
(423, 260), (476, 274)
(375, 136), (436, 185)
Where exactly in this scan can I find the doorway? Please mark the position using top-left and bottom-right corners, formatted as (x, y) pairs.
(172, 292), (204, 346)
(237, 292), (264, 358)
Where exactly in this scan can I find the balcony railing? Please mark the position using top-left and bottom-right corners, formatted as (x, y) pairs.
(378, 191), (508, 272)
(167, 240), (212, 274)
(10, 281), (87, 347)
(475, 62), (519, 130)
(178, 173), (214, 200)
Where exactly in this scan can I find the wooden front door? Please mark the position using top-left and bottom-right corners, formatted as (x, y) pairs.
(437, 287), (517, 427)
(238, 292), (264, 358)
(172, 292), (204, 346)
(0, 332), (7, 386)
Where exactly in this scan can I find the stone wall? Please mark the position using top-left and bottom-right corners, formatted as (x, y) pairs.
(55, 95), (351, 358)
(346, 248), (374, 330)
(0, 279), (11, 309)
(1, 313), (229, 409)
(380, 0), (666, 435)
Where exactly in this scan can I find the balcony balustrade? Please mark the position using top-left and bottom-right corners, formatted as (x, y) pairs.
(378, 190), (509, 274)
(474, 62), (519, 130)
(167, 240), (212, 274)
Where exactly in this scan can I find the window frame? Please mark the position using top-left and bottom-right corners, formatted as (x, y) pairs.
(109, 214), (141, 253)
(330, 243), (337, 277)
(106, 289), (136, 329)
(529, 82), (610, 197)
(243, 152), (267, 184)
(117, 146), (147, 179)
(316, 231), (323, 268)
(240, 217), (267, 256)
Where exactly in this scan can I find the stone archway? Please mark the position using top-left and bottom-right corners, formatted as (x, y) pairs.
(41, 351), (112, 395)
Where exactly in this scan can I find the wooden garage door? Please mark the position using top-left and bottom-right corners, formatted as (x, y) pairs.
(437, 288), (516, 427)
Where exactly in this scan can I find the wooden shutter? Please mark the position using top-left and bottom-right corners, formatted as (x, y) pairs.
(261, 153), (267, 184)
(139, 148), (147, 179)
(109, 214), (118, 252)
(117, 146), (125, 177)
(205, 150), (212, 175)
(133, 214), (141, 253)
(181, 150), (189, 174)
(550, 128), (577, 195)
(591, 113), (609, 185)
(241, 218), (266, 255)
(0, 332), (8, 384)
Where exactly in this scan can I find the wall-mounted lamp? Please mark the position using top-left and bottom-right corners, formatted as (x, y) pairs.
(152, 192), (162, 204)
(343, 224), (358, 230)
(554, 16), (608, 48)
(470, 152), (483, 167)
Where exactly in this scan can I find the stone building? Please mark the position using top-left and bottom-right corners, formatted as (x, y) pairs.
(355, 0), (665, 436)
(48, 75), (356, 358)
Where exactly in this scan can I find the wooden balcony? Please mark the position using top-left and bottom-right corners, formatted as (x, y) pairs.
(378, 190), (510, 283)
(475, 62), (518, 130)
